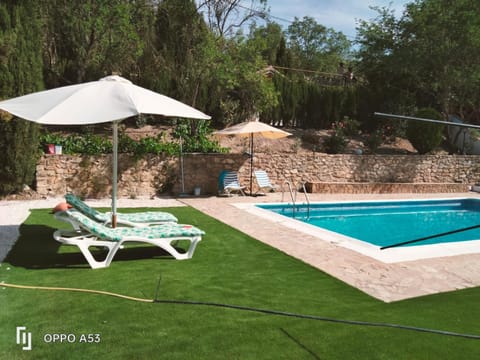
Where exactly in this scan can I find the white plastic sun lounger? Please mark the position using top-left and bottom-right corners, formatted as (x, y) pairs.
(53, 210), (204, 269)
(254, 170), (278, 195)
(219, 170), (245, 196)
(65, 193), (177, 227)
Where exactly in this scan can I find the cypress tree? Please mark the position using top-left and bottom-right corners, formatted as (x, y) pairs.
(0, 1), (43, 196)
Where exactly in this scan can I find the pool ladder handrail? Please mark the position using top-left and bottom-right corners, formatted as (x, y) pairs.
(281, 180), (310, 218)
(300, 182), (311, 218)
(282, 181), (296, 215)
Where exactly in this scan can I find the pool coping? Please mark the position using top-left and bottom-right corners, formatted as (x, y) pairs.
(238, 198), (480, 263)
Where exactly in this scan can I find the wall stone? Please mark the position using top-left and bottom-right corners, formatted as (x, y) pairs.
(36, 153), (480, 197)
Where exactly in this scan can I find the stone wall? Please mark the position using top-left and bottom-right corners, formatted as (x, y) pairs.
(36, 153), (480, 197)
(36, 154), (178, 198)
(253, 154), (480, 184)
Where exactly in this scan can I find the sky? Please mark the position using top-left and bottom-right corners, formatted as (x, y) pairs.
(259, 0), (410, 39)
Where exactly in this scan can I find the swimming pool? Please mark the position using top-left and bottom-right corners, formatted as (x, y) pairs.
(257, 198), (480, 248)
(242, 198), (480, 263)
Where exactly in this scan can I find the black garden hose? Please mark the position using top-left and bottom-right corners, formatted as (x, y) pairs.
(381, 224), (480, 250)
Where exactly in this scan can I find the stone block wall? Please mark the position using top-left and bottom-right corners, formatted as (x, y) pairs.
(36, 153), (480, 197)
(37, 154), (178, 198)
(252, 154), (480, 185)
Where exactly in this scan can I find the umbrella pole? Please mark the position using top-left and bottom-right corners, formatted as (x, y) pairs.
(112, 121), (119, 228)
(250, 133), (254, 196)
(178, 136), (188, 197)
(180, 136), (185, 193)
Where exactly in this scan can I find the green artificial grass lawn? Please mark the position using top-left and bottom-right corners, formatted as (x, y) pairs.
(1, 206), (479, 359)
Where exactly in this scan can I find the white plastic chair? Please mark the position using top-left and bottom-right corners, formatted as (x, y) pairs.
(254, 170), (278, 195)
(219, 170), (245, 196)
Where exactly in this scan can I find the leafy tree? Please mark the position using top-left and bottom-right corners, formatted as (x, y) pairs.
(173, 119), (226, 153)
(152, 1), (278, 127)
(41, 0), (150, 86)
(245, 22), (283, 65)
(356, 0), (480, 122)
(0, 0), (43, 195)
(401, 0), (480, 116)
(198, 0), (268, 38)
(286, 16), (351, 72)
(153, 0), (213, 107)
(275, 36), (293, 68)
(229, 37), (279, 121)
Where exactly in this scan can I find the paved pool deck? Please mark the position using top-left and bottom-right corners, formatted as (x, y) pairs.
(2, 192), (480, 302)
(180, 192), (480, 302)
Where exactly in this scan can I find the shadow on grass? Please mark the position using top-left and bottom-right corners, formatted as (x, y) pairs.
(5, 223), (176, 269)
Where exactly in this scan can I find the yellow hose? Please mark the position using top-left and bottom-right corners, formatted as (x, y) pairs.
(0, 282), (153, 303)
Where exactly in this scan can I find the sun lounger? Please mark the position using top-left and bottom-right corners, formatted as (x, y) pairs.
(254, 170), (278, 195)
(218, 170), (245, 196)
(53, 210), (204, 269)
(65, 193), (177, 227)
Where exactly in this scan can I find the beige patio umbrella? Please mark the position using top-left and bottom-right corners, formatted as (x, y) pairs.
(0, 75), (210, 226)
(214, 118), (291, 195)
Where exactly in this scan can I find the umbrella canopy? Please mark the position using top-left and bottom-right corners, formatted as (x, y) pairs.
(213, 119), (291, 139)
(0, 75), (209, 124)
(0, 75), (210, 226)
(214, 119), (291, 195)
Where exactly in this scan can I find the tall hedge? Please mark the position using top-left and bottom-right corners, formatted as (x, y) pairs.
(0, 119), (40, 194)
(0, 1), (43, 195)
(263, 74), (359, 129)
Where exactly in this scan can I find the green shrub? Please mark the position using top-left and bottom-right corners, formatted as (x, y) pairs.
(39, 132), (64, 152)
(118, 134), (137, 154)
(406, 108), (444, 154)
(134, 136), (179, 156)
(364, 129), (383, 153)
(39, 127), (226, 157)
(323, 120), (348, 154)
(40, 133), (112, 155)
(341, 116), (361, 136)
(173, 119), (227, 153)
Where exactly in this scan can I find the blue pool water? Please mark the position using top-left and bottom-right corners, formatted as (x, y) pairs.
(257, 199), (480, 248)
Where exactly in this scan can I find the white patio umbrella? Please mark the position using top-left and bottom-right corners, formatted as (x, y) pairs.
(0, 75), (210, 226)
(213, 118), (291, 195)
